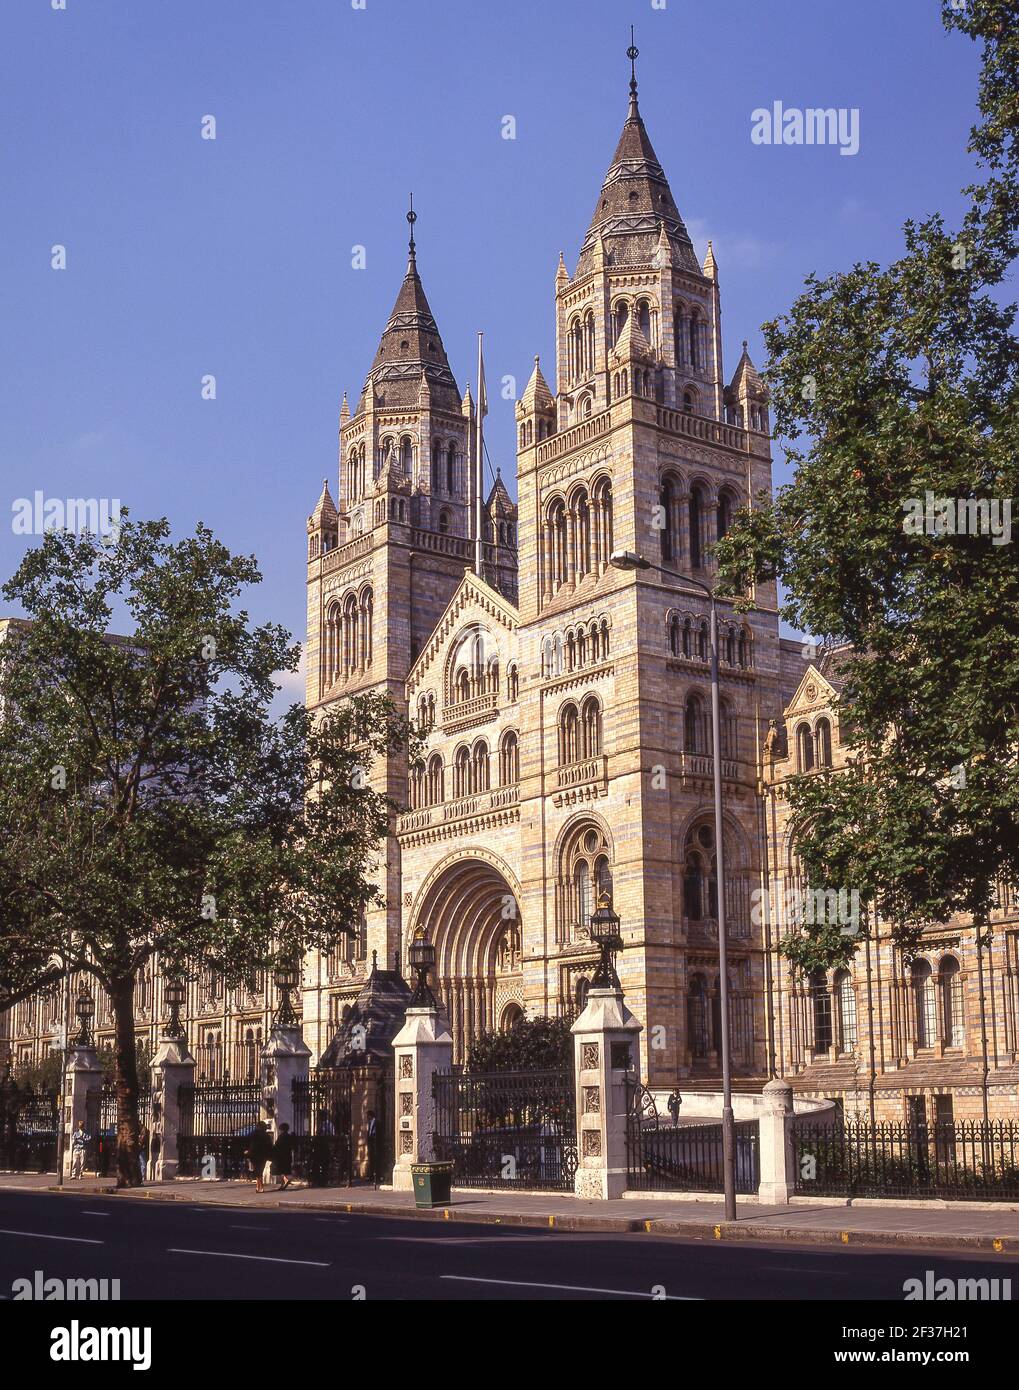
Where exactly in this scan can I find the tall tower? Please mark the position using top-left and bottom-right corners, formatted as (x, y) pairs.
(305, 206), (518, 997)
(515, 47), (782, 1084)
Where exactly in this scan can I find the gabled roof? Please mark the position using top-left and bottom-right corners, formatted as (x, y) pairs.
(486, 471), (517, 515)
(406, 570), (518, 696)
(575, 80), (700, 277)
(783, 663), (841, 721)
(318, 955), (412, 1068)
(355, 242), (460, 416)
(309, 478), (338, 527)
(611, 314), (654, 362)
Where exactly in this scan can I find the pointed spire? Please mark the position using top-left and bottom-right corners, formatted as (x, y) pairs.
(520, 355), (554, 413)
(461, 381), (475, 420)
(556, 250), (569, 285)
(355, 199), (460, 415)
(627, 26), (640, 119)
(575, 45), (698, 277)
(339, 391), (350, 427)
(310, 477), (337, 526)
(702, 239), (719, 281)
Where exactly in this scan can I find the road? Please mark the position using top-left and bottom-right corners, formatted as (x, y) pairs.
(0, 1189), (1016, 1300)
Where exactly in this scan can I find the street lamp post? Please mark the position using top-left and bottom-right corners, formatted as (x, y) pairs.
(610, 548), (737, 1221)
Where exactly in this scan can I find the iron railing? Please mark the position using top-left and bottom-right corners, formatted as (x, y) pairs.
(626, 1115), (760, 1193)
(177, 1079), (261, 1180)
(291, 1066), (392, 1187)
(793, 1119), (1019, 1201)
(84, 1084), (152, 1177)
(432, 1066), (578, 1191)
(0, 1082), (59, 1173)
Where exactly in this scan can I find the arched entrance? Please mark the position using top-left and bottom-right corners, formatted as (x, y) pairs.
(410, 854), (522, 1064)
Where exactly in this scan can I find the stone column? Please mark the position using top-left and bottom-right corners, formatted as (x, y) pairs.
(260, 1023), (311, 1135)
(150, 1033), (196, 1182)
(391, 1005), (453, 1192)
(757, 1076), (796, 1203)
(571, 986), (642, 1200)
(63, 1042), (103, 1178)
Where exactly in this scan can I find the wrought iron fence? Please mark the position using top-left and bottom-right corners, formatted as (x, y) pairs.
(177, 1079), (261, 1180)
(432, 1066), (578, 1191)
(84, 1084), (152, 1177)
(291, 1066), (392, 1187)
(0, 1081), (59, 1173)
(793, 1119), (1019, 1201)
(626, 1113), (760, 1193)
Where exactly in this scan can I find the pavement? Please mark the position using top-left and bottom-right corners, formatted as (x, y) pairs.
(2, 1171), (1018, 1252)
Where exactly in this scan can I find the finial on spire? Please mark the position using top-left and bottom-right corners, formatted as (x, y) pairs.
(627, 26), (639, 112)
(407, 192), (417, 260)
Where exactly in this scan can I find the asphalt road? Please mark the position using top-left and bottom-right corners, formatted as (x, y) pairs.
(0, 1189), (1016, 1302)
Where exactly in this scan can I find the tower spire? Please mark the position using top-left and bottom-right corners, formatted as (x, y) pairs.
(407, 192), (417, 265)
(627, 27), (639, 116)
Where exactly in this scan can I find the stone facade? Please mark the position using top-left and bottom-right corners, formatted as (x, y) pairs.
(4, 73), (1016, 1128)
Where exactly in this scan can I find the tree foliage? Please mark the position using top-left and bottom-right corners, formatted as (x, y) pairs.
(715, 2), (1019, 970)
(0, 517), (413, 1183)
(465, 1015), (574, 1074)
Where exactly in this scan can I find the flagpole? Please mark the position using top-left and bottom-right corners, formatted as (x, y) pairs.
(475, 331), (484, 578)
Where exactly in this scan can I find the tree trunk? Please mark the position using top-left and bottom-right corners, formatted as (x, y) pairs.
(110, 974), (141, 1188)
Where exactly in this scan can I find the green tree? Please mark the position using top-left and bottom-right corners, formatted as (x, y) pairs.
(715, 2), (1019, 972)
(0, 518), (412, 1185)
(466, 1015), (574, 1073)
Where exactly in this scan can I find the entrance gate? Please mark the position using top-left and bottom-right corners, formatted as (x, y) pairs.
(624, 1081), (759, 1193)
(0, 1079), (59, 1173)
(85, 1084), (152, 1177)
(432, 1066), (578, 1191)
(177, 1079), (261, 1179)
(292, 1066), (392, 1186)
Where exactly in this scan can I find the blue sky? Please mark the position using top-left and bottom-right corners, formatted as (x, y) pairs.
(0, 0), (982, 691)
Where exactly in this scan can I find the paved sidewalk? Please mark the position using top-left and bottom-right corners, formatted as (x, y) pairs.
(2, 1171), (1018, 1253)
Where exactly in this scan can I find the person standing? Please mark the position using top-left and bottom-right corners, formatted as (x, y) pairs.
(365, 1109), (378, 1188)
(270, 1122), (295, 1191)
(138, 1123), (149, 1182)
(70, 1120), (89, 1179)
(667, 1090), (682, 1127)
(245, 1120), (273, 1194)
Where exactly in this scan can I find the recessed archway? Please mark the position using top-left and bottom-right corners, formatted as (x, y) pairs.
(409, 853), (522, 1063)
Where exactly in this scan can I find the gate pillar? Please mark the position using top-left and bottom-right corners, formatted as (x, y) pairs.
(571, 986), (642, 1200)
(390, 1006), (453, 1192)
(758, 1076), (795, 1203)
(63, 1043), (103, 1178)
(261, 1024), (311, 1135)
(150, 1033), (196, 1182)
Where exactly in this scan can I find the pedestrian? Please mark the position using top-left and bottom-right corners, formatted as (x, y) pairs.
(365, 1109), (379, 1188)
(667, 1090), (682, 1127)
(245, 1120), (273, 1194)
(270, 1122), (295, 1191)
(309, 1108), (332, 1188)
(138, 1123), (149, 1182)
(70, 1119), (89, 1179)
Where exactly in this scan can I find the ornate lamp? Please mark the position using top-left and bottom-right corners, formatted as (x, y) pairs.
(589, 891), (623, 989)
(273, 956), (301, 1029)
(408, 925), (437, 1008)
(74, 989), (95, 1047)
(163, 973), (187, 1041)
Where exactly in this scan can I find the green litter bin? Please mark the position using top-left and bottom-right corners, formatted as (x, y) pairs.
(412, 1161), (454, 1209)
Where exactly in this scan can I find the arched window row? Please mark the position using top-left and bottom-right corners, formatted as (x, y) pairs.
(541, 477), (613, 600)
(611, 296), (659, 353)
(807, 968), (858, 1055)
(499, 729), (520, 787)
(449, 738), (492, 799)
(416, 691), (436, 731)
(673, 304), (710, 372)
(795, 716), (834, 773)
(910, 955), (965, 1050)
(324, 586), (374, 685)
(686, 966), (754, 1065)
(345, 443), (368, 503)
(725, 401), (769, 432)
(681, 821), (749, 932)
(658, 473), (742, 570)
(682, 691), (739, 760)
(557, 695), (603, 766)
(541, 618), (612, 679)
(610, 366), (654, 401)
(667, 610), (751, 670)
(519, 417), (555, 449)
(447, 629), (502, 706)
(567, 309), (598, 385)
(555, 820), (613, 944)
(430, 440), (461, 496)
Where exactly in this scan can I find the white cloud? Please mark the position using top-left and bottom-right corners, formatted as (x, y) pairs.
(686, 219), (781, 271)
